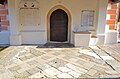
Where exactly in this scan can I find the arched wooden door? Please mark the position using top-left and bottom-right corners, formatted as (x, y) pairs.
(50, 9), (68, 42)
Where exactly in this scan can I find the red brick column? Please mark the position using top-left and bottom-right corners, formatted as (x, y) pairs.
(106, 2), (119, 30)
(0, 4), (9, 31)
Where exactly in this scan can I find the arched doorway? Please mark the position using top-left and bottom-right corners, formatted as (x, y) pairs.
(47, 5), (71, 43)
(50, 9), (68, 42)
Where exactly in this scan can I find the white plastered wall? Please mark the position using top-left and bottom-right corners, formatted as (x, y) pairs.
(96, 0), (108, 45)
(8, 0), (108, 45)
(0, 31), (10, 44)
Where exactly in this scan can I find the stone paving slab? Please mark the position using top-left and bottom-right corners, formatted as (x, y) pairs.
(0, 44), (120, 78)
(99, 45), (120, 62)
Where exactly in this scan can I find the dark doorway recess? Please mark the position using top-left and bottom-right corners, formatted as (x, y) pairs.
(50, 9), (68, 42)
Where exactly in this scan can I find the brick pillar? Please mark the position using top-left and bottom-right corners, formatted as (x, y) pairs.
(106, 3), (119, 30)
(0, 4), (9, 31)
(105, 1), (119, 44)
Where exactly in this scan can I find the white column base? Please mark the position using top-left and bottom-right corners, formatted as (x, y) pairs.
(105, 31), (118, 44)
(10, 35), (22, 45)
(74, 33), (91, 47)
(96, 34), (105, 45)
(90, 37), (98, 46)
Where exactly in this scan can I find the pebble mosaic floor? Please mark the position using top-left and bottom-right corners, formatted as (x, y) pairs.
(0, 44), (120, 79)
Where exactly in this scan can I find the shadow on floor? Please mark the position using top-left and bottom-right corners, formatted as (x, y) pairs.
(37, 43), (74, 48)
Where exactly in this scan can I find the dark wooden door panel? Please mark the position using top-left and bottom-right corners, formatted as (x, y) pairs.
(50, 9), (68, 42)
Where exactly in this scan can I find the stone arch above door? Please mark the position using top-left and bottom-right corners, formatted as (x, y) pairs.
(47, 5), (71, 43)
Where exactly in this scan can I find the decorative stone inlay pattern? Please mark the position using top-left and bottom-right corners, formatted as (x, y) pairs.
(68, 71), (81, 78)
(57, 73), (73, 78)
(0, 65), (7, 75)
(26, 67), (41, 75)
(65, 63), (87, 74)
(29, 72), (46, 78)
(87, 69), (98, 76)
(58, 67), (72, 73)
(27, 60), (39, 66)
(14, 71), (30, 78)
(0, 44), (120, 78)
(47, 58), (68, 68)
(37, 64), (51, 70)
(42, 67), (61, 77)
(8, 65), (21, 72)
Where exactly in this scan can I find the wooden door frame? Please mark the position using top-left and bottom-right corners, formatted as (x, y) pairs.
(47, 5), (71, 43)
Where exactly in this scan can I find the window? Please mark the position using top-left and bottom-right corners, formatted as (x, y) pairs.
(81, 10), (94, 27)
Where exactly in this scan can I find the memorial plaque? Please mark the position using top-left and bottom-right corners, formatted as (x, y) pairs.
(19, 0), (40, 27)
(81, 10), (94, 27)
